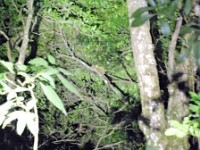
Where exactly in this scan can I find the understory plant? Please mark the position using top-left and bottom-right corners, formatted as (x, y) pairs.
(0, 55), (81, 150)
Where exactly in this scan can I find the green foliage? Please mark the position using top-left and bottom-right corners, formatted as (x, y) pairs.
(165, 92), (200, 138)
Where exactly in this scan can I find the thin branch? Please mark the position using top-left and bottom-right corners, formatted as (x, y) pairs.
(167, 17), (183, 80)
(60, 30), (120, 93)
(17, 0), (34, 64)
(0, 30), (13, 61)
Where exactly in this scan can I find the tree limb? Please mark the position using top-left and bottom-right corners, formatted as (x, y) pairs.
(167, 17), (183, 80)
(17, 0), (34, 64)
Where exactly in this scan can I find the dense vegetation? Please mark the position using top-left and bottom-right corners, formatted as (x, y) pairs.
(0, 0), (199, 149)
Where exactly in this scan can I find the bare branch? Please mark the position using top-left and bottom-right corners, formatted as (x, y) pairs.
(167, 17), (183, 80)
(17, 0), (34, 64)
(60, 30), (120, 93)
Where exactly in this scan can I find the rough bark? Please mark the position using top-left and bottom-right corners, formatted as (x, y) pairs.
(127, 0), (190, 149)
(127, 0), (166, 149)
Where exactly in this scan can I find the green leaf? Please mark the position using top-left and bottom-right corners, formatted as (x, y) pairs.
(16, 64), (27, 72)
(0, 61), (14, 73)
(146, 0), (156, 7)
(160, 21), (171, 36)
(131, 14), (154, 27)
(58, 67), (72, 76)
(170, 120), (182, 128)
(184, 0), (192, 15)
(28, 58), (48, 67)
(57, 73), (82, 98)
(165, 128), (178, 136)
(189, 104), (199, 113)
(47, 54), (56, 65)
(39, 67), (59, 76)
(40, 74), (56, 88)
(193, 42), (200, 68)
(131, 6), (154, 19)
(40, 82), (67, 115)
(190, 92), (200, 101)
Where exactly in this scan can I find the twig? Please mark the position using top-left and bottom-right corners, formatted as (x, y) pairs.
(167, 17), (183, 80)
(60, 30), (120, 93)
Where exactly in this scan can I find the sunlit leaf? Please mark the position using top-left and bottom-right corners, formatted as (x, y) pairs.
(39, 67), (59, 76)
(26, 99), (36, 110)
(26, 112), (38, 136)
(18, 72), (35, 83)
(57, 73), (82, 98)
(28, 58), (48, 67)
(2, 111), (24, 129)
(189, 104), (199, 113)
(40, 74), (56, 88)
(16, 64), (27, 72)
(189, 92), (200, 101)
(47, 54), (56, 65)
(16, 113), (27, 135)
(0, 61), (14, 73)
(0, 80), (12, 93)
(40, 82), (67, 115)
(165, 128), (178, 136)
(58, 67), (72, 76)
(7, 91), (17, 100)
(169, 120), (182, 128)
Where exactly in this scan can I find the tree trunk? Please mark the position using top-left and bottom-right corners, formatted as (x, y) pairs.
(127, 0), (190, 149)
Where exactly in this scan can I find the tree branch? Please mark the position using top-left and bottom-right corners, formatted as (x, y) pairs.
(17, 0), (34, 64)
(60, 30), (120, 94)
(167, 17), (183, 80)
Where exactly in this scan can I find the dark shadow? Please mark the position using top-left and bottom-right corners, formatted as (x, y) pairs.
(25, 16), (42, 63)
(0, 127), (32, 150)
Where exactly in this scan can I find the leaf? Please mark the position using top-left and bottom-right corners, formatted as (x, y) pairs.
(40, 74), (56, 88)
(0, 61), (14, 73)
(131, 6), (154, 19)
(184, 0), (192, 15)
(7, 91), (17, 100)
(165, 128), (178, 136)
(47, 54), (56, 65)
(0, 80), (12, 93)
(146, 0), (156, 7)
(16, 64), (27, 72)
(18, 72), (35, 83)
(131, 14), (154, 27)
(39, 67), (59, 76)
(2, 111), (24, 129)
(176, 129), (187, 138)
(58, 67), (72, 76)
(28, 58), (48, 67)
(169, 120), (182, 128)
(26, 99), (36, 110)
(189, 104), (199, 113)
(57, 73), (82, 98)
(26, 112), (38, 136)
(193, 42), (200, 68)
(190, 92), (200, 101)
(160, 21), (171, 36)
(16, 113), (27, 135)
(40, 82), (67, 115)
